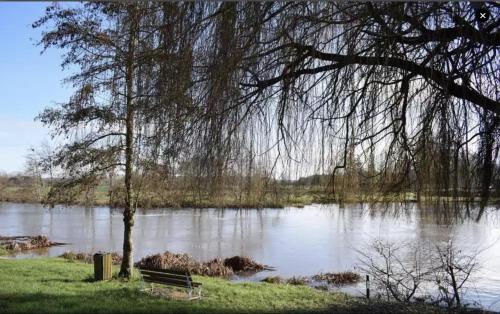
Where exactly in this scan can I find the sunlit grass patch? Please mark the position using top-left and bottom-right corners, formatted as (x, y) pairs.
(0, 258), (346, 313)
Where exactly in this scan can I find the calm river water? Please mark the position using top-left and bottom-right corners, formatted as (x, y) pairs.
(1, 202), (499, 310)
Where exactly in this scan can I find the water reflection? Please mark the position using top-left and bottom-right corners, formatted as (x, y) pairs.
(0, 202), (499, 310)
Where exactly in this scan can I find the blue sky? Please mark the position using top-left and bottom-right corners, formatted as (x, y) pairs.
(0, 2), (74, 173)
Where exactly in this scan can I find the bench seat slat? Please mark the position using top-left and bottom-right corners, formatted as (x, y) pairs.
(139, 270), (189, 280)
(145, 278), (191, 288)
(142, 275), (190, 286)
(138, 268), (188, 276)
(144, 278), (202, 288)
(139, 268), (185, 274)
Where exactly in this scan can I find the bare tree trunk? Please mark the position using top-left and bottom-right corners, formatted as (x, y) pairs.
(247, 133), (254, 199)
(448, 265), (461, 307)
(452, 143), (459, 201)
(119, 5), (138, 279)
(479, 112), (495, 210)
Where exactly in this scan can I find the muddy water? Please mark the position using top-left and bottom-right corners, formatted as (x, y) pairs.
(1, 202), (499, 310)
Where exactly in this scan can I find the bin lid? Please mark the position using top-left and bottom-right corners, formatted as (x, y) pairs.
(93, 251), (110, 256)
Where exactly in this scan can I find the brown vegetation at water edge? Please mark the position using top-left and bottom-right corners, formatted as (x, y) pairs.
(312, 272), (361, 285)
(0, 235), (63, 251)
(135, 251), (270, 278)
(59, 251), (123, 265)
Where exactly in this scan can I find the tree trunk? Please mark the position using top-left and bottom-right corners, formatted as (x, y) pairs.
(452, 143), (459, 201)
(478, 112), (496, 212)
(449, 265), (461, 307)
(119, 5), (138, 279)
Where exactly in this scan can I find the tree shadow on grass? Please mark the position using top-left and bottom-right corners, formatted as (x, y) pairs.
(82, 275), (95, 283)
(1, 291), (452, 314)
(40, 278), (81, 283)
(0, 291), (367, 314)
(40, 274), (97, 283)
(336, 299), (489, 313)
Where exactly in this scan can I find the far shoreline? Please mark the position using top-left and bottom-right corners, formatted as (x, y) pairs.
(0, 196), (497, 210)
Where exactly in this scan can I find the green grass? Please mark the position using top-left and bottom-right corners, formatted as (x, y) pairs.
(0, 247), (10, 256)
(0, 258), (444, 313)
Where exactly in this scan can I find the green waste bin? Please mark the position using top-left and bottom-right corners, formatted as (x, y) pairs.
(93, 252), (112, 281)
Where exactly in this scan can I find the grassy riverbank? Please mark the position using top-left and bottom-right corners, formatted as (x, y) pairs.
(2, 175), (498, 209)
(3, 183), (495, 209)
(0, 258), (447, 313)
(0, 183), (390, 208)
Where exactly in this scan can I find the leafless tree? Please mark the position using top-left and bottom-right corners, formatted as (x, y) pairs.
(358, 239), (479, 308)
(432, 241), (478, 308)
(33, 2), (210, 277)
(357, 239), (432, 302)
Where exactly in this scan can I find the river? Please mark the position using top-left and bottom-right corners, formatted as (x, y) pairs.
(1, 202), (499, 311)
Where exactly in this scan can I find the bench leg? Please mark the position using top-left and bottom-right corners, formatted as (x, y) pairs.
(140, 277), (145, 292)
(186, 287), (202, 300)
(139, 279), (153, 293)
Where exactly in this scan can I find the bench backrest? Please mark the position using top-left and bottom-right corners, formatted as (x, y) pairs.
(138, 268), (193, 288)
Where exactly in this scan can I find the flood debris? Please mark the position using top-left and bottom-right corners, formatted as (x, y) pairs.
(0, 235), (64, 252)
(261, 275), (310, 286)
(262, 272), (361, 287)
(203, 258), (234, 277)
(312, 271), (361, 285)
(134, 251), (201, 272)
(286, 276), (311, 285)
(261, 276), (286, 284)
(134, 252), (271, 278)
(134, 252), (234, 277)
(59, 251), (122, 265)
(223, 256), (272, 272)
(60, 249), (271, 278)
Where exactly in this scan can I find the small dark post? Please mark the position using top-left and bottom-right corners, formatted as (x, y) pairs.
(366, 275), (370, 299)
(94, 252), (112, 281)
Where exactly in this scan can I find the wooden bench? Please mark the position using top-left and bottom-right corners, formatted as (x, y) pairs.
(138, 268), (202, 300)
